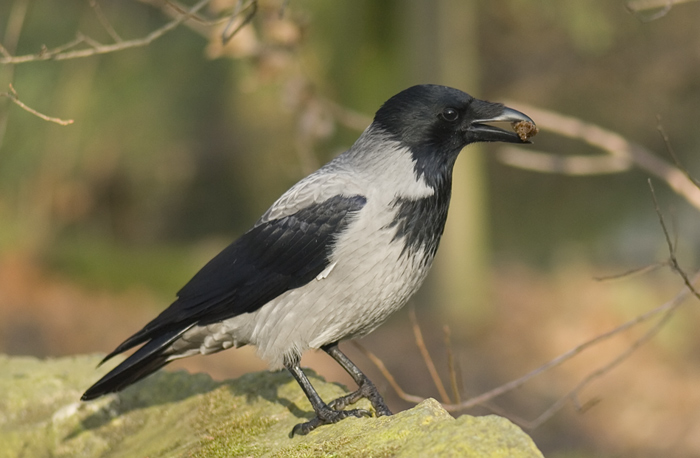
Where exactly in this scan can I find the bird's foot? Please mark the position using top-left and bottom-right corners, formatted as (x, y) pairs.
(290, 405), (371, 437)
(328, 380), (392, 417)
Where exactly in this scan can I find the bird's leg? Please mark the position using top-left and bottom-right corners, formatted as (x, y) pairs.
(322, 343), (393, 417)
(285, 356), (370, 436)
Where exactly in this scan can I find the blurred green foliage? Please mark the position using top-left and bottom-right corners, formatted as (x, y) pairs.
(44, 236), (198, 299)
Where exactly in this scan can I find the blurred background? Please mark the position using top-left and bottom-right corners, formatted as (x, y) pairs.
(2, 0), (700, 456)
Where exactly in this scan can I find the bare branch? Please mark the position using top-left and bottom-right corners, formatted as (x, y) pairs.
(36, 33), (90, 57)
(80, 33), (105, 50)
(0, 0), (212, 64)
(89, 0), (123, 43)
(147, 0), (227, 28)
(1, 84), (74, 125)
(501, 103), (700, 211)
(650, 180), (677, 260)
(497, 147), (631, 175)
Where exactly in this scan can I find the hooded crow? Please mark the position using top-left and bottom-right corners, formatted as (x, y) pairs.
(82, 84), (535, 435)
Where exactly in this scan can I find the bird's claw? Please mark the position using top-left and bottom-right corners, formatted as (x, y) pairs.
(328, 392), (392, 417)
(290, 407), (371, 437)
(328, 382), (393, 417)
(371, 400), (392, 417)
(328, 392), (362, 411)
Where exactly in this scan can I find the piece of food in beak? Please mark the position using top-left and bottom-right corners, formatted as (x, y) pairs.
(513, 120), (539, 142)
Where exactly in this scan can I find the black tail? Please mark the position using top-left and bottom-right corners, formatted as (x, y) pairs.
(81, 330), (185, 401)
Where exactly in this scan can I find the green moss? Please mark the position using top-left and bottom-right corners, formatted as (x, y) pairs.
(0, 354), (543, 457)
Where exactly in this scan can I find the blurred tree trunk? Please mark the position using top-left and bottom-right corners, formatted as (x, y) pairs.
(405, 0), (492, 336)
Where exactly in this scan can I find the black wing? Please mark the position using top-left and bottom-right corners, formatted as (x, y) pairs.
(102, 194), (367, 362)
(82, 194), (367, 400)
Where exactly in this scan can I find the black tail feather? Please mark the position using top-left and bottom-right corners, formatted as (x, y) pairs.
(82, 330), (185, 401)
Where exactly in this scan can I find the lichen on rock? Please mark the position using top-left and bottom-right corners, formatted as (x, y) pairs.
(0, 354), (543, 457)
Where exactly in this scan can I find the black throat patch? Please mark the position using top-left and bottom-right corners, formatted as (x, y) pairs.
(386, 174), (452, 264)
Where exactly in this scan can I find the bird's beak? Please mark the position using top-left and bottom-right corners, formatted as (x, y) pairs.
(468, 106), (537, 144)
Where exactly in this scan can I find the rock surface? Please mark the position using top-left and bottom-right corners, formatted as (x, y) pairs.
(0, 354), (544, 457)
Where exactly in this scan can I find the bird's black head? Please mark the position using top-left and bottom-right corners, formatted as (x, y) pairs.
(373, 84), (535, 186)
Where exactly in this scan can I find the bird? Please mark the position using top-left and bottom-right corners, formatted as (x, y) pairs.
(81, 84), (535, 436)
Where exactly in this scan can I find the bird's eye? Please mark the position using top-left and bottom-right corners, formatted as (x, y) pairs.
(441, 107), (459, 122)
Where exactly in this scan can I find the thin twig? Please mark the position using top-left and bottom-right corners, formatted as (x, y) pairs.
(89, 0), (123, 42)
(222, 0), (257, 45)
(134, 0), (212, 38)
(1, 84), (74, 125)
(408, 307), (451, 404)
(46, 33), (90, 55)
(443, 325), (461, 404)
(139, 0), (258, 42)
(656, 117), (700, 190)
(648, 179), (700, 301)
(0, 0), (212, 64)
(81, 33), (105, 50)
(160, 0), (227, 26)
(350, 341), (425, 404)
(593, 262), (667, 282)
(0, 42), (11, 59)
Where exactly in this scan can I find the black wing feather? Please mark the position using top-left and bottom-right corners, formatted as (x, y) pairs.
(101, 194), (367, 363)
(81, 329), (185, 400)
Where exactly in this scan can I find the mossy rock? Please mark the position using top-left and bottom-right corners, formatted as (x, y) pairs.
(0, 354), (543, 457)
